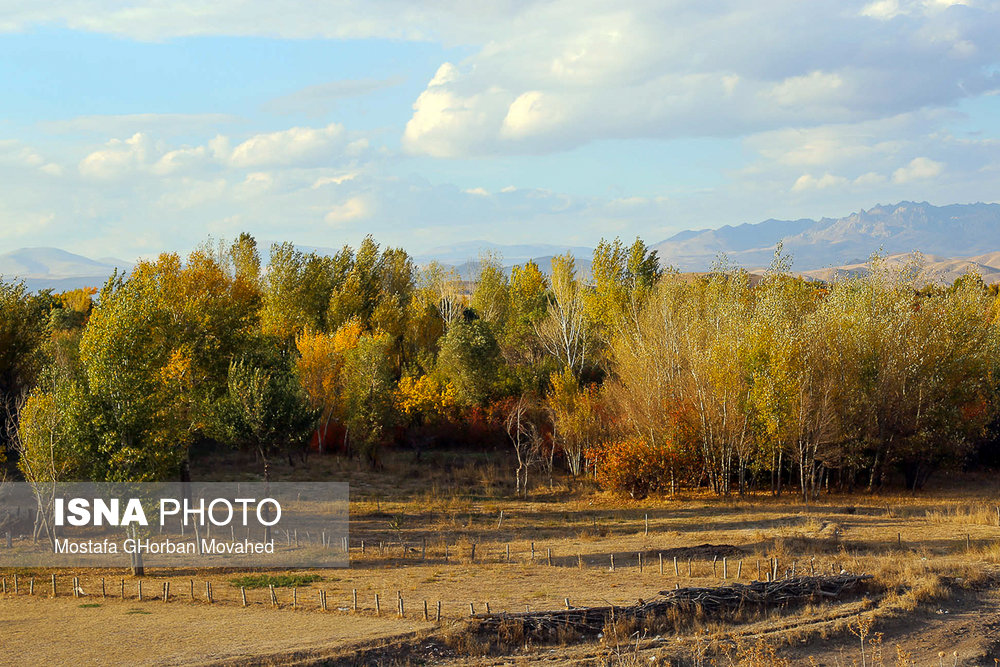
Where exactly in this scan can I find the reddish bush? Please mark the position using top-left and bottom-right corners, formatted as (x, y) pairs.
(585, 437), (686, 498)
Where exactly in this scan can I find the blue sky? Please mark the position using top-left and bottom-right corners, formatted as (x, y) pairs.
(1, 1), (999, 261)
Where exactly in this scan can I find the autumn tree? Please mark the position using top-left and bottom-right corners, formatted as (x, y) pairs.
(294, 319), (364, 453)
(535, 254), (592, 377)
(503, 393), (546, 497)
(418, 261), (465, 330)
(546, 367), (604, 476)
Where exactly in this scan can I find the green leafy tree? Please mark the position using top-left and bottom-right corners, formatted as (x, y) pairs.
(215, 356), (319, 483)
(341, 333), (398, 466)
(436, 315), (502, 406)
(0, 280), (50, 463)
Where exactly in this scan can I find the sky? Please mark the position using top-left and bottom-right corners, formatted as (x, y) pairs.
(1, 0), (999, 261)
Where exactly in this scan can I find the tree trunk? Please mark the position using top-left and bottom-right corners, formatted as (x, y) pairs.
(131, 525), (145, 576)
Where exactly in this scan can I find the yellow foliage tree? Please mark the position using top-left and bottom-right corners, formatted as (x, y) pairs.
(396, 374), (458, 424)
(295, 318), (364, 453)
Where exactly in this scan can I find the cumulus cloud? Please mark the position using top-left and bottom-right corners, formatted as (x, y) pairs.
(228, 123), (349, 168)
(325, 196), (371, 224)
(401, 0), (1000, 156)
(892, 156), (945, 182)
(79, 133), (153, 179)
(792, 173), (850, 192)
(75, 122), (364, 180)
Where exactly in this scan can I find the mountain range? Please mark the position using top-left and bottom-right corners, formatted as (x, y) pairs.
(653, 201), (1000, 272)
(0, 247), (133, 293)
(3, 202), (1000, 291)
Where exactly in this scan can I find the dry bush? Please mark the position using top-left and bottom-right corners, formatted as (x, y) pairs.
(721, 637), (791, 667)
(442, 622), (490, 656)
(496, 617), (526, 647)
(924, 503), (999, 527)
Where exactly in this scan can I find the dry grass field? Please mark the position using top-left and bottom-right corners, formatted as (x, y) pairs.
(3, 451), (1000, 665)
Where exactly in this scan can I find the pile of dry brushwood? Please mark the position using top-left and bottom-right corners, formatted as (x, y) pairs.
(471, 573), (873, 638)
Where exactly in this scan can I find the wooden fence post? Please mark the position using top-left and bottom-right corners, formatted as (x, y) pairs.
(240, 586), (247, 607)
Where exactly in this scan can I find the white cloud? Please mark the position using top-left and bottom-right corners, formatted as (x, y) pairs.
(152, 146), (210, 175)
(792, 173), (850, 192)
(861, 0), (970, 20)
(229, 123), (347, 168)
(854, 171), (887, 186)
(325, 196), (371, 225)
(401, 1), (1000, 156)
(892, 156), (945, 182)
(766, 71), (845, 108)
(74, 122), (363, 181)
(79, 133), (152, 179)
(312, 173), (358, 188)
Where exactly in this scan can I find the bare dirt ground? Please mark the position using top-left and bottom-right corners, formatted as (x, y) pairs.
(4, 452), (1000, 665)
(0, 595), (433, 666)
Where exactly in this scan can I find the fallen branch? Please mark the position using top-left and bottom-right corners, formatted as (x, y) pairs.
(470, 574), (873, 638)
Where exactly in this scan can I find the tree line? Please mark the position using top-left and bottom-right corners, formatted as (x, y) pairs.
(2, 234), (998, 498)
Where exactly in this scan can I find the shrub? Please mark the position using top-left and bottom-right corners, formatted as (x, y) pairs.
(585, 437), (685, 498)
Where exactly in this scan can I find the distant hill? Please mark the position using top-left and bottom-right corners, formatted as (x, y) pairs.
(0, 247), (132, 292)
(653, 202), (1000, 272)
(799, 251), (1000, 286)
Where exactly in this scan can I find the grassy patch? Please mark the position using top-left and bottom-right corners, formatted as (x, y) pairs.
(228, 574), (322, 589)
(78, 603), (101, 608)
(125, 609), (151, 615)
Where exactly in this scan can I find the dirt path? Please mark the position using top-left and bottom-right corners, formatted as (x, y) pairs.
(782, 590), (1000, 666)
(0, 596), (432, 666)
